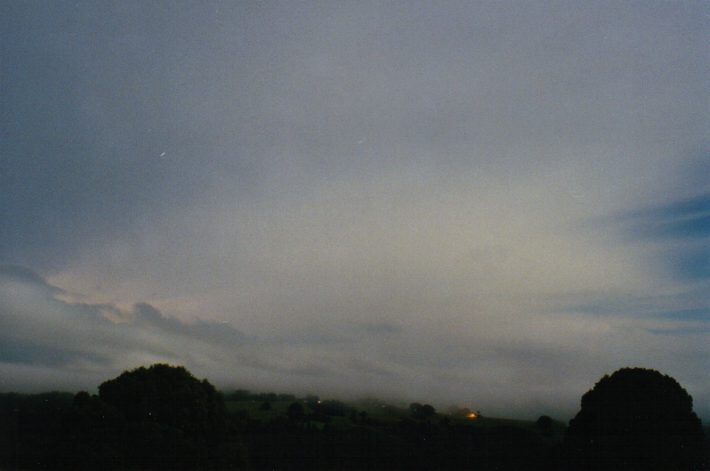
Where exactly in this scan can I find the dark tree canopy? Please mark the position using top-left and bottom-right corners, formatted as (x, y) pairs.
(93, 364), (245, 470)
(535, 415), (554, 437)
(564, 367), (707, 471)
(99, 364), (226, 433)
(409, 402), (436, 420)
(287, 401), (305, 422)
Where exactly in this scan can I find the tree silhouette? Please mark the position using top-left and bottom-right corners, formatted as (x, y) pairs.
(409, 402), (436, 420)
(54, 391), (124, 469)
(564, 367), (707, 471)
(535, 415), (554, 437)
(287, 401), (305, 423)
(97, 364), (246, 470)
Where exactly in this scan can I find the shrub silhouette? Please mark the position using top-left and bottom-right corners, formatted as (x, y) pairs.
(564, 367), (707, 471)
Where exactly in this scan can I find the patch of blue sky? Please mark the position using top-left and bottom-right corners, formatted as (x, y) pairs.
(567, 300), (661, 318)
(625, 193), (710, 240)
(569, 302), (625, 316)
(642, 215), (710, 239)
(647, 326), (710, 335)
(617, 193), (710, 283)
(640, 193), (710, 219)
(568, 302), (709, 323)
(655, 308), (710, 321)
(672, 248), (710, 280)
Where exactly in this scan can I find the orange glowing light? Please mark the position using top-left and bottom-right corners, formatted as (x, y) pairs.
(467, 412), (477, 419)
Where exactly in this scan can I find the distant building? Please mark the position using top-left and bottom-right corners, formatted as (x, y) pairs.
(447, 406), (479, 419)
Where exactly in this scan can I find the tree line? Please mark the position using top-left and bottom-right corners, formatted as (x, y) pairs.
(0, 365), (706, 470)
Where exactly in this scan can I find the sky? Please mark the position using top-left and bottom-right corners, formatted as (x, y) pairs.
(1, 0), (708, 420)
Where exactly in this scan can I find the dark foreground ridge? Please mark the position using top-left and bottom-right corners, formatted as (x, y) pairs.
(0, 364), (707, 470)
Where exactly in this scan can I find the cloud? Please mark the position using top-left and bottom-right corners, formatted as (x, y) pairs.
(617, 192), (710, 283)
(3, 232), (709, 418)
(13, 160), (709, 418)
(2, 1), (707, 269)
(0, 265), (252, 390)
(1, 1), (708, 419)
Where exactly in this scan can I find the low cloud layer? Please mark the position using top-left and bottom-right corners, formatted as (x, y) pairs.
(1, 1), (708, 419)
(2, 240), (708, 419)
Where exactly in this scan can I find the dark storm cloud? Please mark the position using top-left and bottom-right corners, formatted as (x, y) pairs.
(0, 265), (249, 385)
(133, 302), (246, 345)
(0, 333), (109, 367)
(0, 265), (61, 294)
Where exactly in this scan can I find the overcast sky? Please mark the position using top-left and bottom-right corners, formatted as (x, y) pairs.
(1, 0), (708, 420)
